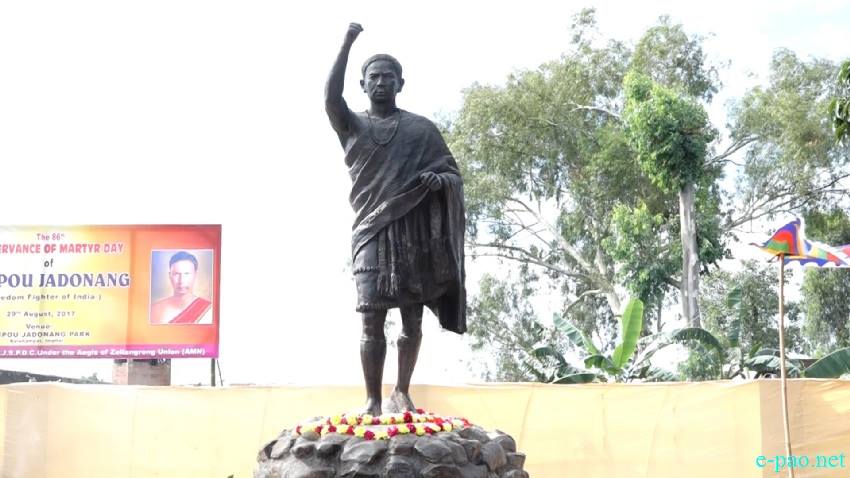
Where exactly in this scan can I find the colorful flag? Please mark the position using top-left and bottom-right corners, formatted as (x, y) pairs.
(752, 218), (805, 256)
(752, 218), (850, 267)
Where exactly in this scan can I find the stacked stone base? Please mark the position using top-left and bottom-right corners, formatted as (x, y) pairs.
(255, 424), (528, 478)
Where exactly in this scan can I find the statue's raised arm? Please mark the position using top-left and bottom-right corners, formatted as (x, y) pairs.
(324, 23), (363, 145)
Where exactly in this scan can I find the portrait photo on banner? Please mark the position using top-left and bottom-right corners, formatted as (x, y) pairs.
(149, 249), (215, 325)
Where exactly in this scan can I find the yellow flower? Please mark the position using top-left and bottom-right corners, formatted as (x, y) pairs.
(398, 425), (410, 434)
(443, 423), (453, 432)
(330, 415), (342, 426)
(380, 415), (391, 425)
(415, 425), (426, 436)
(361, 414), (372, 425)
(354, 426), (367, 438)
(375, 430), (389, 440)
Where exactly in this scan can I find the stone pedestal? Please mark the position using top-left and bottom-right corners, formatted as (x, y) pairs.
(255, 419), (528, 478)
(111, 359), (171, 385)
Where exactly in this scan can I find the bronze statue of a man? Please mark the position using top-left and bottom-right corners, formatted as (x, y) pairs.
(325, 23), (466, 415)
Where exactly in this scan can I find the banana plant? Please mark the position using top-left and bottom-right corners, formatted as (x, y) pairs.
(531, 297), (728, 383)
(743, 346), (850, 379)
(690, 284), (850, 379)
(530, 298), (652, 382)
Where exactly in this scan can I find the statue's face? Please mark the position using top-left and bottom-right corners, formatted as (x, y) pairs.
(361, 60), (403, 103)
(169, 260), (196, 296)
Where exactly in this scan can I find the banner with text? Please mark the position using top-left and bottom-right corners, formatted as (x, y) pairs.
(0, 225), (221, 359)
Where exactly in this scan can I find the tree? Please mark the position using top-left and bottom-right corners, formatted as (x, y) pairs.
(452, 11), (848, 381)
(680, 260), (803, 380)
(831, 60), (850, 143)
(449, 11), (725, 340)
(466, 270), (566, 381)
(725, 50), (850, 230)
(623, 72), (718, 327)
(801, 208), (850, 355)
(630, 15), (720, 102)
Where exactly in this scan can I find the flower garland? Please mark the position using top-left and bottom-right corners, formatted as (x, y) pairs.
(294, 409), (472, 441)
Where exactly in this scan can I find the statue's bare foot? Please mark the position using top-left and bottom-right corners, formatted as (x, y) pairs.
(383, 389), (416, 413)
(361, 398), (382, 417)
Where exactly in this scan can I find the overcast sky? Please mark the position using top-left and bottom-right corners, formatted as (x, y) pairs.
(0, 0), (848, 386)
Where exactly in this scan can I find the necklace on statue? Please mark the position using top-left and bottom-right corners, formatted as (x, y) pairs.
(367, 110), (400, 146)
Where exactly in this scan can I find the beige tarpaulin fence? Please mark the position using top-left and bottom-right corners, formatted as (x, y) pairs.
(1, 380), (849, 477)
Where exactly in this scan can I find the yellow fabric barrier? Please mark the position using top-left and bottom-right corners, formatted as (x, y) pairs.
(1, 380), (849, 477)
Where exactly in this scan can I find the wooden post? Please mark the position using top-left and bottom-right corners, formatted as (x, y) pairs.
(778, 254), (794, 478)
(211, 359), (216, 387)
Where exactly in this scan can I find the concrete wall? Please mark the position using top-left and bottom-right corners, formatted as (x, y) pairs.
(1, 380), (848, 477)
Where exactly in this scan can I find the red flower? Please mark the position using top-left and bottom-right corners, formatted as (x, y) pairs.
(364, 430), (375, 440)
(295, 425), (302, 434)
(403, 411), (413, 423)
(387, 426), (399, 437)
(340, 417), (348, 425)
(314, 425), (323, 434)
(371, 417), (381, 425)
(406, 424), (416, 433)
(328, 425), (337, 433)
(416, 408), (425, 414)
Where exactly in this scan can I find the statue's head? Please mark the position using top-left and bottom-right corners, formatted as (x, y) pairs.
(360, 54), (404, 104)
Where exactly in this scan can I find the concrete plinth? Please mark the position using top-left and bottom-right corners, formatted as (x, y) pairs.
(112, 359), (171, 385)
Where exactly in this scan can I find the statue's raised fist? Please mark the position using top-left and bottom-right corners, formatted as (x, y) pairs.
(345, 23), (363, 42)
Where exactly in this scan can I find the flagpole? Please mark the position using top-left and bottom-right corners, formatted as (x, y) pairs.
(778, 253), (794, 478)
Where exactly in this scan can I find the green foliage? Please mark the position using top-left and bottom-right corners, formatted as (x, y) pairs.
(630, 16), (720, 101)
(466, 272), (563, 381)
(830, 60), (850, 142)
(678, 262), (807, 379)
(454, 10), (847, 382)
(727, 50), (849, 225)
(551, 297), (733, 382)
(621, 71), (721, 327)
(678, 347), (722, 380)
(623, 72), (718, 192)
(451, 11), (727, 346)
(602, 202), (678, 307)
(700, 261), (793, 355)
(801, 208), (850, 355)
(553, 313), (599, 355)
(612, 298), (644, 368)
(804, 348), (850, 378)
(545, 298), (647, 382)
(743, 349), (803, 377)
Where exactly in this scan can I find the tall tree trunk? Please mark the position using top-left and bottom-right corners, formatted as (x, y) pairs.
(657, 296), (664, 334)
(604, 290), (622, 316)
(679, 182), (701, 328)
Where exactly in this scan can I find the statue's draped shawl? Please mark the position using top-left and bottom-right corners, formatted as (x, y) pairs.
(345, 110), (466, 334)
